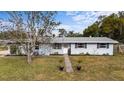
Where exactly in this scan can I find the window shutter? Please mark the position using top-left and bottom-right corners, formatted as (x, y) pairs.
(97, 43), (99, 49)
(75, 43), (77, 48)
(85, 43), (87, 48)
(107, 43), (109, 49)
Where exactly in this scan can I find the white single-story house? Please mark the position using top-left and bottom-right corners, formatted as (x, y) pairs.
(35, 37), (118, 55)
(0, 37), (118, 56)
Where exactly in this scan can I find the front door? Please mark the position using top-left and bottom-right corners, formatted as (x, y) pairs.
(63, 44), (68, 54)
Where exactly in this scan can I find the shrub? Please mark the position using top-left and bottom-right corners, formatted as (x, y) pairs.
(10, 45), (18, 54)
(76, 60), (82, 71)
(58, 66), (64, 71)
(78, 60), (82, 64)
(54, 52), (58, 55)
(58, 60), (64, 71)
(80, 53), (85, 55)
(103, 53), (109, 56)
(59, 60), (63, 63)
(76, 65), (81, 71)
(85, 52), (90, 55)
(106, 53), (109, 55)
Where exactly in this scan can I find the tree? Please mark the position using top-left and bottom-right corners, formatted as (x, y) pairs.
(83, 12), (124, 43)
(65, 30), (83, 37)
(66, 31), (74, 37)
(6, 11), (60, 64)
(118, 11), (124, 42)
(58, 28), (67, 37)
(83, 22), (99, 37)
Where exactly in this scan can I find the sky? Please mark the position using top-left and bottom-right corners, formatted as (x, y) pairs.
(55, 11), (118, 34)
(0, 11), (118, 35)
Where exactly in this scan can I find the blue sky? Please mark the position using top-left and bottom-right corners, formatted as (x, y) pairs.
(0, 11), (118, 34)
(55, 11), (118, 34)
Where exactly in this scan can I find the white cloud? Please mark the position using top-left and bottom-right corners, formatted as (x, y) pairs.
(64, 11), (119, 33)
(0, 19), (12, 26)
(0, 19), (13, 31)
(72, 11), (118, 25)
(67, 11), (118, 32)
(95, 11), (118, 16)
(58, 24), (84, 32)
(72, 14), (85, 22)
(57, 24), (72, 30)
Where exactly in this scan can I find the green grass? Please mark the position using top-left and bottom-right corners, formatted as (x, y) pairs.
(0, 55), (124, 80)
(70, 54), (124, 80)
(0, 56), (65, 80)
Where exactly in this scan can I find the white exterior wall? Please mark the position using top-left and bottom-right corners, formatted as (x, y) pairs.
(36, 43), (114, 55)
(38, 44), (69, 55)
(51, 49), (63, 54)
(0, 50), (10, 55)
(51, 44), (65, 54)
(96, 44), (113, 55)
(0, 46), (10, 56)
(38, 44), (52, 55)
(71, 43), (113, 55)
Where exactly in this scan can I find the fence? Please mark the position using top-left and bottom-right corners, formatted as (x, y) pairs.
(114, 44), (124, 54)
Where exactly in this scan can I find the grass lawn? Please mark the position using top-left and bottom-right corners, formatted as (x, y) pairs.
(0, 55), (124, 80)
(70, 54), (124, 80)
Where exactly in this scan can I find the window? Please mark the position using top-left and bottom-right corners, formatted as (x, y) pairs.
(97, 43), (109, 48)
(75, 43), (87, 48)
(53, 43), (62, 49)
(35, 45), (39, 49)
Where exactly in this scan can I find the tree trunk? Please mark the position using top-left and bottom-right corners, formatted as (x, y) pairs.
(27, 51), (32, 64)
(27, 42), (32, 64)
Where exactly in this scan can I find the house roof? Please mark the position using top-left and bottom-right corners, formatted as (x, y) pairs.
(52, 37), (118, 43)
(0, 37), (119, 44)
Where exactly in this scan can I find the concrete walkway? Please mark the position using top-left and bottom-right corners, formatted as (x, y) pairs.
(64, 54), (73, 73)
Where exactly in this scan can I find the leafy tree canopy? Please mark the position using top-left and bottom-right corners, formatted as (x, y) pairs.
(83, 11), (124, 43)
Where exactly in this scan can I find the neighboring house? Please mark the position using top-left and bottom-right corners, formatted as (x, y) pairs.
(0, 50), (10, 56)
(0, 46), (10, 56)
(0, 37), (118, 56)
